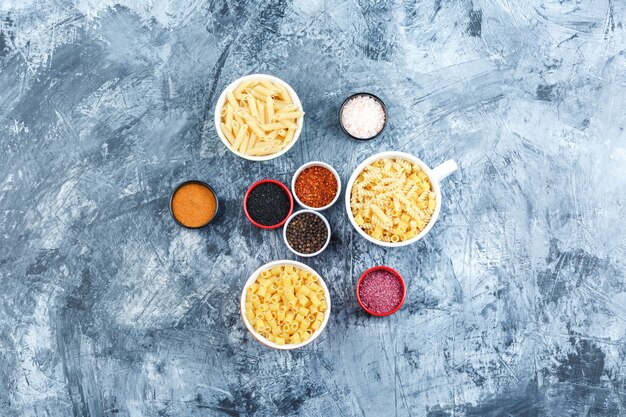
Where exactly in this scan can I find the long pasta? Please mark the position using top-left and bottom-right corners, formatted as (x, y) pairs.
(219, 78), (303, 156)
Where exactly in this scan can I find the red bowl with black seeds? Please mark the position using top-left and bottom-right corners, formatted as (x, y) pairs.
(356, 266), (406, 316)
(244, 179), (294, 229)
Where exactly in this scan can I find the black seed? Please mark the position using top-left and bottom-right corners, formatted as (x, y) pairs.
(246, 182), (291, 226)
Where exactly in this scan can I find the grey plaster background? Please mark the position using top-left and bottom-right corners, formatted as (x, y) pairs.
(1, 0), (626, 416)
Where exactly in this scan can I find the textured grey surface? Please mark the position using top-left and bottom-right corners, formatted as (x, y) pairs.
(1, 0), (626, 416)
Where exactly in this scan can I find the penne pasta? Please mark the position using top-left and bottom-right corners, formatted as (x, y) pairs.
(225, 104), (234, 128)
(274, 111), (304, 120)
(247, 94), (259, 119)
(265, 130), (279, 140)
(260, 122), (286, 131)
(278, 85), (292, 103)
(233, 80), (253, 96)
(279, 119), (298, 130)
(238, 110), (266, 138)
(219, 78), (304, 156)
(274, 101), (296, 111)
(220, 123), (236, 144)
(284, 128), (295, 145)
(248, 145), (278, 156)
(252, 84), (276, 97)
(239, 134), (249, 153)
(233, 112), (245, 131)
(258, 79), (279, 91)
(266, 95), (275, 122)
(226, 91), (239, 109)
(248, 133), (257, 150)
(232, 124), (248, 151)
(257, 102), (265, 124)
(246, 88), (270, 102)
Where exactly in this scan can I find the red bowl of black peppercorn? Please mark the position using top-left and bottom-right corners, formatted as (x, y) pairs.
(244, 179), (294, 229)
(283, 210), (331, 257)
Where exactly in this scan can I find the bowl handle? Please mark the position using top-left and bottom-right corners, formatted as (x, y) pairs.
(431, 160), (458, 181)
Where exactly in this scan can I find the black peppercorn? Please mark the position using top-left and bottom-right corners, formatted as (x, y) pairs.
(286, 212), (329, 255)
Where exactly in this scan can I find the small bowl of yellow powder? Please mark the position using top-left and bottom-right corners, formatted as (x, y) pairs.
(169, 180), (218, 229)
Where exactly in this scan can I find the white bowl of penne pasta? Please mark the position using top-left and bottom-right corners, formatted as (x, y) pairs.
(240, 260), (331, 350)
(214, 74), (305, 161)
(345, 151), (458, 247)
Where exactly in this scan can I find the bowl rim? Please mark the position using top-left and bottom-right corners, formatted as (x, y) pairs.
(344, 151), (442, 247)
(356, 266), (407, 316)
(214, 73), (304, 161)
(291, 161), (342, 211)
(282, 209), (331, 257)
(169, 180), (219, 229)
(243, 179), (294, 229)
(339, 92), (387, 140)
(240, 260), (331, 350)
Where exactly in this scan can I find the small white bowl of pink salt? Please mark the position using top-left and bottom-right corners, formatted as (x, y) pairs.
(356, 266), (406, 316)
(339, 93), (387, 140)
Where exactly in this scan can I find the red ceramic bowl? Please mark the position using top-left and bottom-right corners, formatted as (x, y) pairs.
(356, 266), (406, 317)
(243, 179), (294, 229)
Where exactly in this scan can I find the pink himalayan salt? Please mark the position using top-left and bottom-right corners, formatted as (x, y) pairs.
(341, 95), (385, 139)
(358, 270), (403, 314)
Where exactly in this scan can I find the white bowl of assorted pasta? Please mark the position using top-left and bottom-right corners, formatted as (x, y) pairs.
(240, 260), (331, 350)
(345, 151), (458, 247)
(214, 74), (305, 161)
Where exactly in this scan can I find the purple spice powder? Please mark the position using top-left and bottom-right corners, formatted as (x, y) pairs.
(358, 270), (403, 314)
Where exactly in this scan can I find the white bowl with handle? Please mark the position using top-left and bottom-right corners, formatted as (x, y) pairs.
(240, 260), (331, 350)
(345, 151), (458, 247)
(214, 74), (304, 161)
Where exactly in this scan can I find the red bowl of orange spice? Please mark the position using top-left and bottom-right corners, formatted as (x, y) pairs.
(291, 162), (341, 211)
(170, 180), (219, 229)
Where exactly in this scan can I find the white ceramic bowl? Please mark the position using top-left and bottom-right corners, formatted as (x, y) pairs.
(291, 161), (341, 211)
(240, 260), (331, 350)
(214, 74), (304, 161)
(283, 210), (331, 257)
(345, 151), (458, 247)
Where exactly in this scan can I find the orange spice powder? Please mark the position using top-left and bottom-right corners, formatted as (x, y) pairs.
(171, 183), (217, 228)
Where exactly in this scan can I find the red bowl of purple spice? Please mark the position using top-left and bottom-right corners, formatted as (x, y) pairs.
(356, 266), (406, 316)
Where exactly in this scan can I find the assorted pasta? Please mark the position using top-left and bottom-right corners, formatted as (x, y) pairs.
(350, 157), (437, 243)
(243, 264), (328, 345)
(219, 78), (304, 157)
